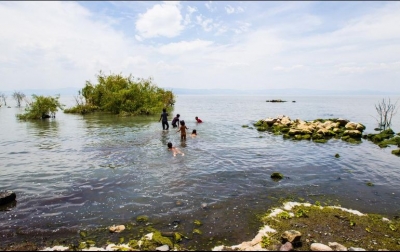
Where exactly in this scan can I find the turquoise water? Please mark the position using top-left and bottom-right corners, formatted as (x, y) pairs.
(1, 95), (400, 247)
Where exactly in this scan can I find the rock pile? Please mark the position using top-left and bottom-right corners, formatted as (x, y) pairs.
(254, 115), (366, 143)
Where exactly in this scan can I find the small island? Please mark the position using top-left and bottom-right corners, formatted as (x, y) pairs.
(266, 99), (287, 102)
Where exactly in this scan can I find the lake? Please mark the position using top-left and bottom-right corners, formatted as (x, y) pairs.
(1, 94), (400, 249)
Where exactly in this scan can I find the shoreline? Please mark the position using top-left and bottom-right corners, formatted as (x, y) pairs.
(4, 201), (399, 251)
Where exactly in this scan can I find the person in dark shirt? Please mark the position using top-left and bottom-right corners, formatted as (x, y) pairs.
(159, 108), (169, 130)
(172, 114), (180, 128)
(195, 116), (203, 123)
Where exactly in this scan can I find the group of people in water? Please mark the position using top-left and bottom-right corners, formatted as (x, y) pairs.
(158, 108), (203, 157)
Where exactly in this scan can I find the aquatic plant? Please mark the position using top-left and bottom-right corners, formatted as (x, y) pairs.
(374, 98), (398, 131)
(64, 71), (175, 115)
(16, 95), (64, 120)
(12, 91), (25, 107)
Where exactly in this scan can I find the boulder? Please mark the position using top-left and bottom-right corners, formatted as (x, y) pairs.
(336, 118), (349, 126)
(343, 130), (362, 138)
(355, 123), (366, 131)
(0, 190), (16, 205)
(264, 118), (277, 126)
(345, 122), (358, 130)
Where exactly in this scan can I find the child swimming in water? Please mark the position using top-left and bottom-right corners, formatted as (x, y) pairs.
(191, 129), (197, 138)
(167, 142), (184, 157)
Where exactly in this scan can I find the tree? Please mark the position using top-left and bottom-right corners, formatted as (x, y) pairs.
(375, 98), (398, 131)
(16, 95), (64, 120)
(64, 71), (175, 115)
(12, 91), (26, 107)
(0, 93), (6, 106)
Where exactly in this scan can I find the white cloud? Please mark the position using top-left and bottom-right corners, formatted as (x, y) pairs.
(184, 5), (197, 25)
(205, 1), (216, 12)
(135, 2), (184, 39)
(196, 14), (214, 32)
(225, 5), (235, 14)
(0, 2), (152, 90)
(158, 40), (214, 55)
(225, 5), (244, 14)
(273, 64), (305, 72)
(1, 2), (400, 92)
(187, 5), (197, 14)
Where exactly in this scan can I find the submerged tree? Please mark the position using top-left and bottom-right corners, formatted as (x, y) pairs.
(375, 98), (398, 131)
(16, 95), (64, 120)
(12, 91), (26, 107)
(64, 71), (175, 115)
(0, 93), (7, 106)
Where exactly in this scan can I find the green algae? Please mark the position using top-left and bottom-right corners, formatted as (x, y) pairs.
(194, 220), (203, 226)
(136, 215), (149, 223)
(193, 229), (203, 235)
(271, 172), (284, 180)
(260, 203), (400, 251)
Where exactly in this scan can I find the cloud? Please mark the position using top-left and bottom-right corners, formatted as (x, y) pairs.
(135, 1), (184, 39)
(0, 2), (150, 90)
(225, 5), (244, 14)
(196, 14), (214, 32)
(205, 1), (216, 12)
(273, 65), (305, 72)
(158, 40), (214, 55)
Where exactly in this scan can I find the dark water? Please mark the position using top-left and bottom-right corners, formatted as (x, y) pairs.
(1, 95), (400, 248)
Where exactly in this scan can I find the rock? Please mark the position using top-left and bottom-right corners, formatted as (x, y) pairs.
(265, 118), (277, 126)
(348, 247), (366, 251)
(328, 242), (347, 251)
(355, 123), (366, 131)
(281, 230), (301, 243)
(156, 245), (170, 251)
(109, 225), (125, 233)
(310, 243), (333, 251)
(279, 241), (293, 251)
(337, 118), (349, 126)
(345, 122), (358, 130)
(0, 190), (16, 205)
(343, 130), (362, 138)
(136, 215), (149, 222)
(271, 172), (284, 180)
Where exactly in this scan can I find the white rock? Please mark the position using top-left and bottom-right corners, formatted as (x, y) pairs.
(108, 225), (125, 233)
(328, 242), (347, 251)
(310, 243), (333, 251)
(156, 244), (169, 251)
(144, 232), (154, 240)
(348, 247), (366, 251)
(82, 247), (106, 251)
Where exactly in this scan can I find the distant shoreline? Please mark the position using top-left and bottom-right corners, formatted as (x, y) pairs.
(2, 87), (400, 96)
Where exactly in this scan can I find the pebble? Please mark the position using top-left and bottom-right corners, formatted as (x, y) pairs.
(348, 248), (366, 251)
(328, 242), (347, 251)
(156, 244), (170, 251)
(310, 243), (333, 251)
(279, 242), (293, 251)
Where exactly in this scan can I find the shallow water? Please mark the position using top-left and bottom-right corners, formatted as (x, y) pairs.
(1, 95), (400, 248)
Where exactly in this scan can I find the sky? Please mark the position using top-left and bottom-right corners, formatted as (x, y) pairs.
(1, 1), (400, 92)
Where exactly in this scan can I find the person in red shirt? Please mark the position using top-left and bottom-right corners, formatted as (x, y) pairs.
(195, 116), (203, 123)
